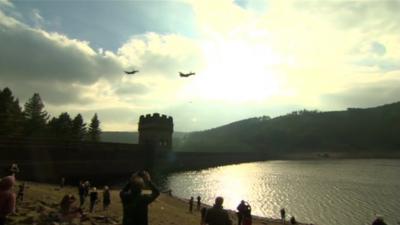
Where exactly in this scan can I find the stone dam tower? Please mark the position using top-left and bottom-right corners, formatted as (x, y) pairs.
(138, 113), (173, 151)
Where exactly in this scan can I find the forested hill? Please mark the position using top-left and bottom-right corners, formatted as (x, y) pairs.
(100, 131), (187, 144)
(175, 102), (400, 155)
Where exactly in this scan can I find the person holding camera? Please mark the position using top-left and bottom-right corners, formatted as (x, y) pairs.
(204, 197), (232, 225)
(120, 170), (160, 225)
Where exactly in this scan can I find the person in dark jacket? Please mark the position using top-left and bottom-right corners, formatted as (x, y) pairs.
(120, 170), (160, 225)
(197, 196), (201, 210)
(189, 197), (194, 213)
(89, 187), (98, 213)
(204, 197), (232, 225)
(236, 200), (247, 225)
(280, 208), (286, 223)
(78, 181), (85, 207)
(103, 186), (111, 211)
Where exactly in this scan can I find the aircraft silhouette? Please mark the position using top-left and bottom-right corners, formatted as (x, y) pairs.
(124, 70), (139, 75)
(179, 72), (195, 77)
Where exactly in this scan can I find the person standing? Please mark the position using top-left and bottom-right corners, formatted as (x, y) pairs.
(236, 200), (247, 225)
(0, 176), (16, 225)
(89, 187), (98, 213)
(197, 196), (201, 210)
(280, 208), (286, 224)
(103, 186), (111, 211)
(78, 181), (85, 207)
(242, 203), (252, 225)
(120, 170), (160, 225)
(204, 197), (232, 225)
(189, 197), (194, 213)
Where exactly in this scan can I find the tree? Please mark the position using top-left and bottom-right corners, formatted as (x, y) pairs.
(87, 113), (101, 142)
(47, 112), (73, 140)
(23, 93), (49, 136)
(72, 114), (86, 141)
(0, 87), (24, 137)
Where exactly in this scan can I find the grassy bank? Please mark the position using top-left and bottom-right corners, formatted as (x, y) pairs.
(7, 181), (312, 225)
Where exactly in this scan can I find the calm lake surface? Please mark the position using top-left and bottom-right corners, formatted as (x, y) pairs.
(162, 159), (400, 225)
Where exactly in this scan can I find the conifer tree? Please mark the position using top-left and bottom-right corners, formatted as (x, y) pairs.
(87, 113), (101, 142)
(72, 114), (86, 141)
(23, 93), (49, 136)
(0, 87), (24, 136)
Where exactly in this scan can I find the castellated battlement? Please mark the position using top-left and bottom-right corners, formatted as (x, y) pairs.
(138, 113), (173, 150)
(139, 113), (173, 131)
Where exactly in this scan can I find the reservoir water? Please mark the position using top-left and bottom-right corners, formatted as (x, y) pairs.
(162, 159), (400, 225)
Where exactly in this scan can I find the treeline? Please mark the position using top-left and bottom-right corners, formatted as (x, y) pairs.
(0, 87), (101, 142)
(177, 102), (400, 154)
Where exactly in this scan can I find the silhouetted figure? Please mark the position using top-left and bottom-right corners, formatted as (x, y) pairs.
(120, 170), (160, 225)
(60, 177), (65, 189)
(59, 194), (82, 224)
(16, 182), (25, 203)
(168, 189), (172, 196)
(84, 181), (90, 197)
(372, 215), (387, 225)
(280, 208), (286, 223)
(204, 197), (232, 225)
(78, 181), (86, 207)
(197, 196), (201, 210)
(189, 197), (194, 213)
(103, 186), (111, 211)
(290, 216), (297, 224)
(0, 176), (16, 225)
(89, 187), (98, 213)
(242, 203), (252, 225)
(236, 200), (247, 225)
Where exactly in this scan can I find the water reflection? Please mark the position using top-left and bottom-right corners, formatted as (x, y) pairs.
(164, 159), (400, 225)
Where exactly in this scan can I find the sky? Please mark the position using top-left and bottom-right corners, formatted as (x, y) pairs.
(0, 0), (400, 132)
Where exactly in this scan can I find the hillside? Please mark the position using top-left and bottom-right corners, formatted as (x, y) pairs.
(175, 102), (400, 155)
(100, 131), (187, 145)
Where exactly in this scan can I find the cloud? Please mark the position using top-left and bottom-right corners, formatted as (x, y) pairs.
(113, 81), (149, 96)
(117, 32), (204, 78)
(0, 0), (12, 8)
(0, 14), (123, 85)
(31, 8), (44, 28)
(0, 9), (125, 107)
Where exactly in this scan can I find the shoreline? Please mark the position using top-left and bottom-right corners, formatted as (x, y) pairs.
(7, 180), (313, 225)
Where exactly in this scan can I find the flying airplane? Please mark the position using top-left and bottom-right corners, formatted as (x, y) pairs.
(179, 72), (195, 77)
(124, 70), (139, 75)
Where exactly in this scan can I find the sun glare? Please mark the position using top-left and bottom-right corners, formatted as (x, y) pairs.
(184, 39), (283, 102)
